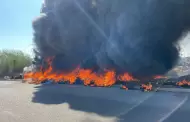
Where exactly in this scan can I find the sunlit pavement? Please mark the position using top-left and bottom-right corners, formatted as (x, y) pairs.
(0, 81), (190, 122)
(0, 80), (17, 85)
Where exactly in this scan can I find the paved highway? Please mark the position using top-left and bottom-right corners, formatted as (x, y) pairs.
(0, 80), (190, 122)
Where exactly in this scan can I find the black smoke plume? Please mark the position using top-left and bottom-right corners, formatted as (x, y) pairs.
(32, 0), (190, 78)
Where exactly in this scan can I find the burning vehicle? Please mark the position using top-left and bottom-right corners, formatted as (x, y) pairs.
(24, 0), (190, 91)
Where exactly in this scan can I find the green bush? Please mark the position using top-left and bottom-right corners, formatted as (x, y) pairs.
(0, 49), (32, 75)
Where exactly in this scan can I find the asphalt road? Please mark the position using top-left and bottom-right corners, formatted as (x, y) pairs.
(0, 81), (190, 122)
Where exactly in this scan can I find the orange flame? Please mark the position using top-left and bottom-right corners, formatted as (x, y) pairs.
(118, 73), (136, 81)
(154, 75), (167, 79)
(24, 58), (165, 91)
(176, 80), (190, 86)
(141, 83), (153, 91)
(24, 59), (136, 87)
(121, 85), (128, 90)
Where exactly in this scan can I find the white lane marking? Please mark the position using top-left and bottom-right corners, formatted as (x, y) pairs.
(117, 87), (161, 117)
(116, 93), (154, 117)
(158, 96), (188, 122)
(2, 111), (20, 118)
(0, 81), (14, 85)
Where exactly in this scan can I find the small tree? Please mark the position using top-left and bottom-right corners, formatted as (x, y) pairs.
(0, 49), (32, 75)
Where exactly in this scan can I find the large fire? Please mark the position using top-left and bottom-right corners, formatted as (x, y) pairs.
(24, 58), (190, 91)
(176, 80), (190, 87)
(23, 58), (170, 91)
(24, 59), (135, 85)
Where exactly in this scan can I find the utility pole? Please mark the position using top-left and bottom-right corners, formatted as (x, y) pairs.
(13, 60), (16, 70)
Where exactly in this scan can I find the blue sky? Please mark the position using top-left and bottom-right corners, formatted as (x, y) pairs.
(0, 0), (190, 57)
(0, 0), (41, 55)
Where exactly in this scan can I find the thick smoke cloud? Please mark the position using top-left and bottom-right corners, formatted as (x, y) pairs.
(32, 0), (190, 77)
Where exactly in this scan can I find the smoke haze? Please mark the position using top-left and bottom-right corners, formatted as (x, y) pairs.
(32, 0), (190, 77)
